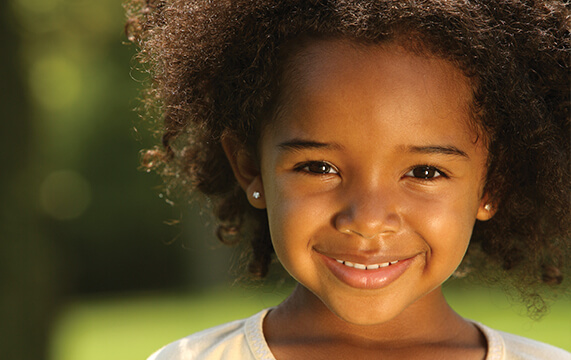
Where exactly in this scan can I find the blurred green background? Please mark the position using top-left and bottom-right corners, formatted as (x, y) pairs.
(0, 1), (568, 359)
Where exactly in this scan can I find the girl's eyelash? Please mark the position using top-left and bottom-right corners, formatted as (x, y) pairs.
(293, 162), (446, 179)
(294, 161), (339, 175)
(405, 165), (448, 180)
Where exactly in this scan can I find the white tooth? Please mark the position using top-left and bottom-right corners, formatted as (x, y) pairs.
(344, 261), (354, 268)
(354, 263), (367, 270)
(366, 264), (379, 270)
(336, 259), (344, 264)
(379, 262), (390, 268)
(390, 260), (399, 265)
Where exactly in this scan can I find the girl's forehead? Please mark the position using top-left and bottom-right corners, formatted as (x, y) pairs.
(270, 38), (478, 140)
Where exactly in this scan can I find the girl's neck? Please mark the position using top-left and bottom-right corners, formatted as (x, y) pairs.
(263, 284), (486, 359)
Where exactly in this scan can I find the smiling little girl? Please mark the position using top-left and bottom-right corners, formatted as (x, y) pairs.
(125, 1), (570, 359)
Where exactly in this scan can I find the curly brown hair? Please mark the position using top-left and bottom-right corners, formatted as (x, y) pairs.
(125, 0), (570, 312)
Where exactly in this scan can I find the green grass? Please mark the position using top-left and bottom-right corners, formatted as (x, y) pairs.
(49, 283), (570, 360)
(443, 282), (571, 350)
(49, 284), (292, 360)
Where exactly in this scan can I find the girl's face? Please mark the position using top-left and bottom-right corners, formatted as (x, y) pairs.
(252, 40), (491, 325)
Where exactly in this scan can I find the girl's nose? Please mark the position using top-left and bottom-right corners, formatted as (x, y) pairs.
(334, 187), (401, 240)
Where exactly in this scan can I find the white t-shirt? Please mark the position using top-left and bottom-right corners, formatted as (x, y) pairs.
(148, 309), (571, 360)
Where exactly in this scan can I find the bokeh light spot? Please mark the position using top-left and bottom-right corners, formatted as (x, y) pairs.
(29, 55), (82, 111)
(40, 170), (91, 220)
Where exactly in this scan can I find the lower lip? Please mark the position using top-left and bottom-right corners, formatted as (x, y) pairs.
(320, 254), (415, 290)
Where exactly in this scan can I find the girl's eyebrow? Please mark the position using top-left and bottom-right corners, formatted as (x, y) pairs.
(277, 140), (468, 158)
(407, 145), (469, 158)
(277, 139), (343, 152)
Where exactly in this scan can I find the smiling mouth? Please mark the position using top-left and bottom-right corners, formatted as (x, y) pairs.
(335, 259), (399, 270)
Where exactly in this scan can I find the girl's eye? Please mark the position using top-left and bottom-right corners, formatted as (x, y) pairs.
(405, 166), (446, 180)
(296, 161), (338, 175)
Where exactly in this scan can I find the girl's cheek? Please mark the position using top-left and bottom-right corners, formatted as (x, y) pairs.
(405, 193), (475, 242)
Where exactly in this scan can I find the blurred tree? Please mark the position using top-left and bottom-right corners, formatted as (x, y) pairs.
(0, 0), (61, 358)
(0, 0), (236, 358)
(5, 0), (195, 297)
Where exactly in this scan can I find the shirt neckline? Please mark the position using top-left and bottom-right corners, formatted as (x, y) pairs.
(245, 309), (501, 360)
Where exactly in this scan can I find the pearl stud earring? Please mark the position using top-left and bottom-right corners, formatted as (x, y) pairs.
(252, 191), (261, 199)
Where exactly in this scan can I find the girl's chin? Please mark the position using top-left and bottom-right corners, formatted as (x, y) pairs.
(296, 286), (410, 327)
(305, 283), (447, 328)
(323, 298), (409, 326)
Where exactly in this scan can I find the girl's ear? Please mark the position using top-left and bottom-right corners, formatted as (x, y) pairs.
(476, 194), (496, 221)
(221, 135), (266, 209)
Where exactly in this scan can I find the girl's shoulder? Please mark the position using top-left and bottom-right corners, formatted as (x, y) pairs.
(474, 322), (571, 360)
(146, 309), (274, 360)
